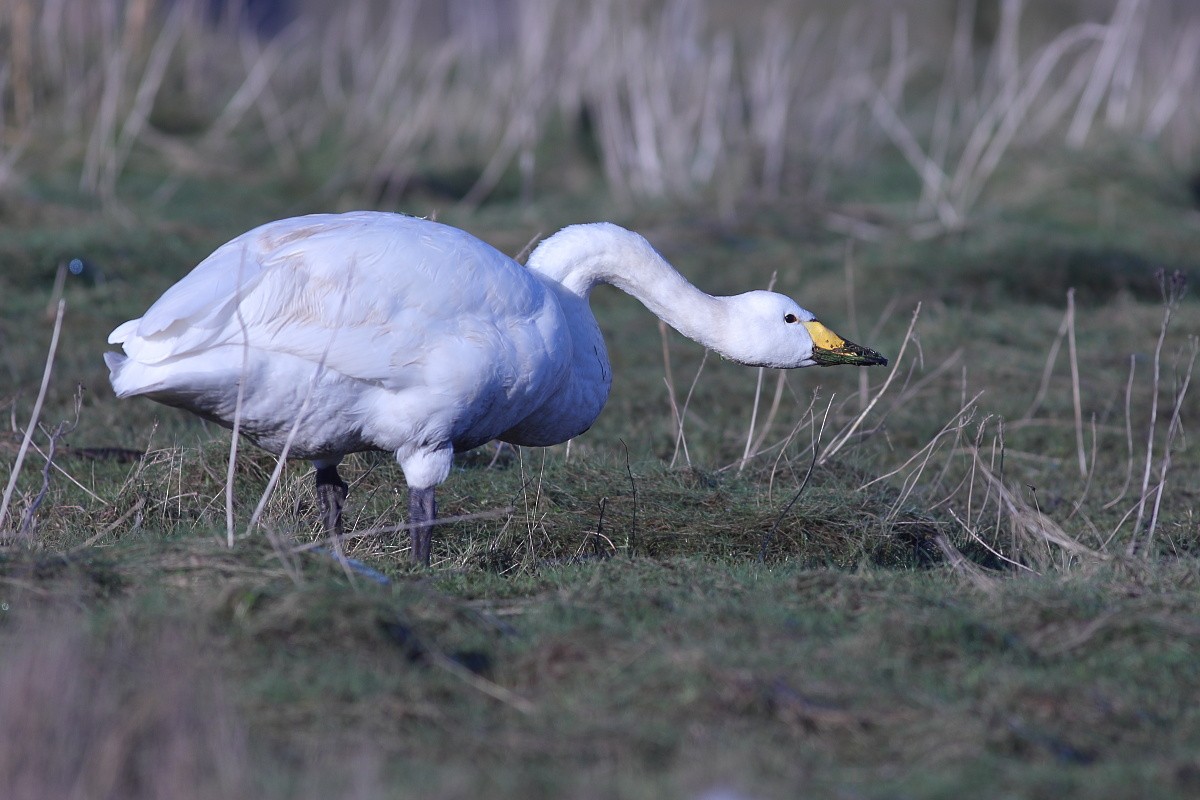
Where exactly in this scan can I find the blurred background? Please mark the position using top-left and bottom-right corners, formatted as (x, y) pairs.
(2, 0), (1199, 221)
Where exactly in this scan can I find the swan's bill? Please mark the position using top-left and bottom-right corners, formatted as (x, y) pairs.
(803, 320), (889, 367)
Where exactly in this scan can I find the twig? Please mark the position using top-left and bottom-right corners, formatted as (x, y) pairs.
(514, 231), (542, 264)
(843, 240), (870, 413)
(993, 418), (1009, 559)
(574, 497), (617, 560)
(18, 387), (83, 535)
(880, 395), (984, 527)
(307, 546), (390, 585)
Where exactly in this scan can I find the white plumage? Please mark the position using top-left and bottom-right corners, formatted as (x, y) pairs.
(106, 212), (886, 564)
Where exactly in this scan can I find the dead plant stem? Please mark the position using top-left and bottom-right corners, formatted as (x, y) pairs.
(0, 299), (66, 533)
(820, 303), (921, 465)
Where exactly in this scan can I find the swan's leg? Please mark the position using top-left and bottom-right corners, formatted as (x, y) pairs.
(314, 461), (349, 537)
(397, 443), (453, 567)
(408, 486), (437, 566)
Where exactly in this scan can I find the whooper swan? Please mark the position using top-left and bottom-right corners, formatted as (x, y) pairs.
(106, 212), (887, 565)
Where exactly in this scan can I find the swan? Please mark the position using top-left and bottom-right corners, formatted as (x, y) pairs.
(105, 212), (887, 565)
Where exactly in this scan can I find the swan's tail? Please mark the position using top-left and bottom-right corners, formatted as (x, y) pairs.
(104, 349), (138, 398)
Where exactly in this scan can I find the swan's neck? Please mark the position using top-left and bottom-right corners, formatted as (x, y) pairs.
(527, 223), (727, 352)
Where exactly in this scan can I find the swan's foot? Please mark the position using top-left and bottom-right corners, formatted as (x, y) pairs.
(408, 486), (437, 566)
(315, 464), (349, 538)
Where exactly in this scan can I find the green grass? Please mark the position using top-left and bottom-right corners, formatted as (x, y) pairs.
(4, 548), (1199, 799)
(2, 137), (1199, 798)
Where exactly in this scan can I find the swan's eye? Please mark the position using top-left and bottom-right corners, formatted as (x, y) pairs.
(784, 313), (798, 324)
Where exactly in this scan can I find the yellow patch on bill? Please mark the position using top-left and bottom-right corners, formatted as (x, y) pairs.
(802, 320), (846, 351)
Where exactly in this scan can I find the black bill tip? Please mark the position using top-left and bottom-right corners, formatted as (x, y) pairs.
(812, 339), (888, 367)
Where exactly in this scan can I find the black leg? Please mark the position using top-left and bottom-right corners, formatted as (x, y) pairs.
(315, 464), (349, 538)
(408, 486), (437, 566)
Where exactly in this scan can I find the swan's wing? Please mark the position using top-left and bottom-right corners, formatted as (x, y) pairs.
(108, 214), (337, 357)
(111, 213), (560, 391)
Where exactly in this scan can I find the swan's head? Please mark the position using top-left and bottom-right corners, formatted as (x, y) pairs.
(720, 291), (888, 369)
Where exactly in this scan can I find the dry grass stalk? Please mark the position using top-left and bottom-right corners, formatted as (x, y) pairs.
(819, 303), (921, 466)
(948, 508), (1036, 575)
(0, 299), (66, 534)
(6, 0), (35, 127)
(668, 348), (708, 469)
(7, 2), (1200, 208)
(739, 365), (767, 473)
(95, 3), (186, 197)
(243, 262), (359, 577)
(17, 388), (82, 536)
(1143, 21), (1200, 139)
(1067, 0), (1145, 147)
(871, 86), (959, 230)
(659, 319), (685, 465)
(766, 392), (826, 501)
(842, 240), (871, 413)
(737, 272), (780, 472)
(1067, 414), (1099, 522)
(16, 437), (107, 506)
(1103, 354), (1138, 510)
(1021, 293), (1072, 421)
(744, 371), (788, 468)
(971, 449), (1104, 571)
(1128, 270), (1187, 554)
(949, 21), (1106, 216)
(759, 396), (831, 561)
(225, 245), (252, 548)
(622, 440), (639, 557)
(934, 533), (1000, 592)
(1142, 334), (1197, 553)
(1066, 289), (1088, 478)
(874, 393), (983, 528)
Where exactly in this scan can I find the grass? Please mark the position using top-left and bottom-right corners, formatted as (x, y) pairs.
(3, 1), (1200, 798)
(2, 143), (1197, 797)
(4, 550), (1200, 798)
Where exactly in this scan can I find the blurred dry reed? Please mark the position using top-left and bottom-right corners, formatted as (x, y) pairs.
(0, 0), (1197, 218)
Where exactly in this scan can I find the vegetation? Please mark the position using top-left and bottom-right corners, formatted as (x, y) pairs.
(1, 1), (1198, 798)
